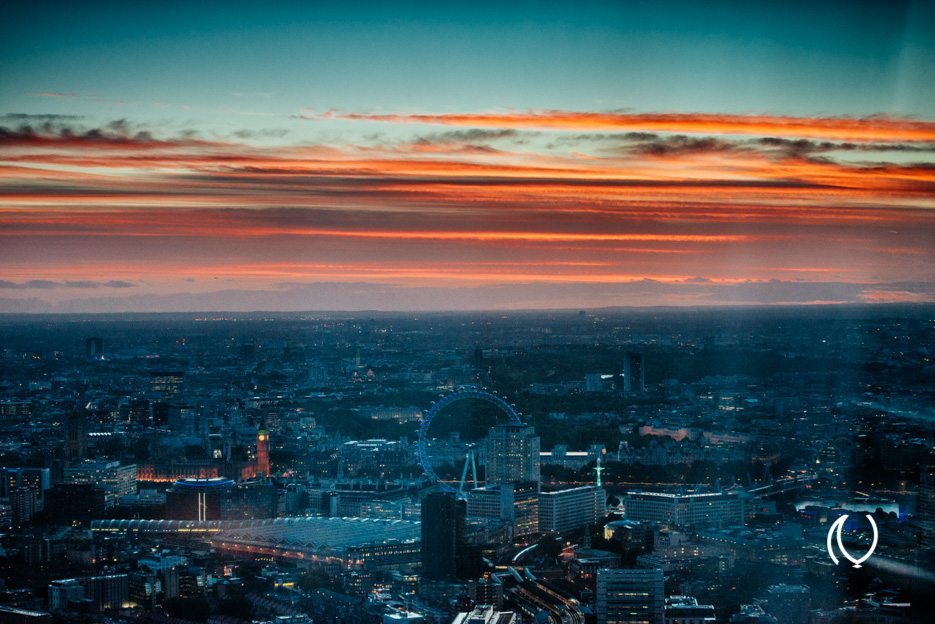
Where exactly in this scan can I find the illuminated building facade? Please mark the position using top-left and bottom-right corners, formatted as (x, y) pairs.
(63, 460), (137, 507)
(539, 485), (607, 533)
(485, 424), (540, 486)
(624, 491), (747, 529)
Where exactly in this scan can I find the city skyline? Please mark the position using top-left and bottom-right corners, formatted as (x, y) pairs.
(1, 1), (934, 312)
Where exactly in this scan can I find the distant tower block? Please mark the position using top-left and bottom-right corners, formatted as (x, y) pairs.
(85, 337), (103, 360)
(622, 352), (645, 393)
(256, 430), (270, 477)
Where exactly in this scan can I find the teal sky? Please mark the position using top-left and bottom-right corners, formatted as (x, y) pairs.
(2, 1), (933, 139)
(1, 1), (933, 312)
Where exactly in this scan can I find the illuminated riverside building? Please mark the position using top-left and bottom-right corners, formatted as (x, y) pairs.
(137, 460), (219, 482)
(539, 485), (606, 533)
(623, 491), (747, 529)
(137, 430), (270, 482)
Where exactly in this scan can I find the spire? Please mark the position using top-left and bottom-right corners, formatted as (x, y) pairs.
(594, 453), (604, 487)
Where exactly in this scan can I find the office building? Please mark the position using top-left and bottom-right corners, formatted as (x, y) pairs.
(623, 352), (645, 393)
(63, 460), (137, 507)
(539, 485), (606, 533)
(50, 574), (131, 612)
(1, 467), (50, 507)
(596, 568), (664, 624)
(485, 424), (540, 486)
(10, 487), (37, 527)
(920, 464), (935, 549)
(624, 491), (747, 528)
(468, 481), (539, 537)
(48, 580), (85, 612)
(421, 491), (466, 580)
(664, 596), (716, 624)
(149, 371), (184, 397)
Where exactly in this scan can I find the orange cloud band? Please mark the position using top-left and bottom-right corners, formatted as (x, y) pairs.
(320, 110), (935, 142)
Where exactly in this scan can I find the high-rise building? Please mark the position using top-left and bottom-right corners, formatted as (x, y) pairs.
(622, 352), (645, 393)
(596, 568), (664, 624)
(920, 464), (935, 549)
(485, 424), (540, 487)
(420, 491), (465, 580)
(84, 337), (103, 360)
(11, 487), (37, 527)
(539, 485), (606, 533)
(1, 467), (51, 507)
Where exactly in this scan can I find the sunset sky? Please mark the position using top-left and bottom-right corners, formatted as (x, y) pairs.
(1, 1), (933, 312)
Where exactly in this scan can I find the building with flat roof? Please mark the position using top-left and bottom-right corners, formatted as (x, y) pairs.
(624, 491), (747, 529)
(665, 596), (716, 624)
(539, 485), (606, 533)
(452, 605), (518, 624)
(596, 568), (664, 624)
(467, 481), (538, 537)
(63, 460), (137, 508)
